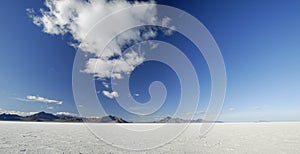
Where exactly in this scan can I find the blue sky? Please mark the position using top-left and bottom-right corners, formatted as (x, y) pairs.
(0, 0), (300, 122)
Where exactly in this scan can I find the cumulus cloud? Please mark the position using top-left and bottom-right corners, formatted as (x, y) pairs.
(28, 0), (175, 98)
(84, 49), (145, 79)
(16, 95), (63, 105)
(28, 0), (173, 80)
(102, 90), (119, 99)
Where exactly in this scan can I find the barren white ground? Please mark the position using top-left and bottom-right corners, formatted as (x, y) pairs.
(0, 121), (299, 153)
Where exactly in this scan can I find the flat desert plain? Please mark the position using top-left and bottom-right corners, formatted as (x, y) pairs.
(0, 121), (299, 153)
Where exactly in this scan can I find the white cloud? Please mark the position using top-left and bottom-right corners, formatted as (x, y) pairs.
(26, 95), (63, 105)
(46, 106), (54, 110)
(28, 0), (175, 96)
(229, 107), (235, 111)
(55, 112), (79, 117)
(255, 105), (271, 110)
(149, 41), (159, 49)
(28, 0), (173, 80)
(102, 90), (119, 99)
(134, 93), (140, 96)
(16, 95), (63, 105)
(102, 82), (110, 88)
(161, 17), (176, 35)
(84, 49), (145, 79)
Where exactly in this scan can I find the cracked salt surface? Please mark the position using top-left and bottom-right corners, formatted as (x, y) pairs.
(0, 121), (299, 153)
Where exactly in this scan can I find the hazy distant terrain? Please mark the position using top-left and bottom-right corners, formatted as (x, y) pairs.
(0, 121), (299, 153)
(0, 111), (222, 123)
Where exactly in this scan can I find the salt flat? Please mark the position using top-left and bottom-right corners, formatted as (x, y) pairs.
(0, 121), (299, 154)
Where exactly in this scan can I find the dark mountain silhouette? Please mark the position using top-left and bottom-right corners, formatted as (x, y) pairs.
(0, 113), (22, 121)
(0, 111), (222, 123)
(84, 115), (129, 123)
(0, 111), (128, 123)
(25, 111), (59, 121)
(98, 115), (128, 123)
(55, 114), (83, 122)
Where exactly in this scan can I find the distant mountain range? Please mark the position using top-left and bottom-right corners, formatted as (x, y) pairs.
(153, 116), (223, 123)
(0, 112), (130, 123)
(83, 115), (129, 123)
(0, 112), (83, 122)
(0, 112), (223, 123)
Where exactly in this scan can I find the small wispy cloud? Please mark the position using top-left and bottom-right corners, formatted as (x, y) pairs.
(102, 90), (119, 99)
(149, 42), (159, 49)
(15, 95), (63, 105)
(255, 105), (271, 110)
(102, 82), (110, 88)
(229, 107), (235, 111)
(55, 112), (79, 117)
(46, 106), (54, 110)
